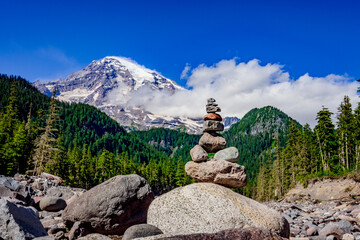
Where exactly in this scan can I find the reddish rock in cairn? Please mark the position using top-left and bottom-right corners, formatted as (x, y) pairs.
(203, 113), (222, 121)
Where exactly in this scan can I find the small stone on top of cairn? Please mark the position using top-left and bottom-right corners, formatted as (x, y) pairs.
(203, 98), (224, 132)
(206, 98), (221, 113)
(185, 98), (247, 188)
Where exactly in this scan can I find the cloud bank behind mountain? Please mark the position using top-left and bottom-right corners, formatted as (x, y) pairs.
(125, 58), (359, 127)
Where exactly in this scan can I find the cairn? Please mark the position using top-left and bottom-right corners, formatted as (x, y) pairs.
(185, 98), (247, 188)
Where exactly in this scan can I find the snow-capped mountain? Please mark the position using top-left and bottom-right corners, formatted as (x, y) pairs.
(34, 56), (239, 134)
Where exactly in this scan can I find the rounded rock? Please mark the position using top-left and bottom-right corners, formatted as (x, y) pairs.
(39, 197), (67, 212)
(62, 174), (154, 235)
(147, 183), (289, 238)
(190, 145), (208, 162)
(123, 224), (163, 240)
(78, 233), (113, 240)
(199, 132), (226, 153)
(214, 147), (239, 163)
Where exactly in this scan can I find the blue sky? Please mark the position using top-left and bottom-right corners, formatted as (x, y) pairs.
(1, 0), (359, 86)
(1, 0), (359, 125)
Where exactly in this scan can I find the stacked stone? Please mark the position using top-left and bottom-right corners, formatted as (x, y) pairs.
(186, 98), (247, 188)
(190, 98), (226, 161)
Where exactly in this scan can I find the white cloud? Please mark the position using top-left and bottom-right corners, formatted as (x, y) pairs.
(180, 63), (191, 79)
(127, 58), (360, 128)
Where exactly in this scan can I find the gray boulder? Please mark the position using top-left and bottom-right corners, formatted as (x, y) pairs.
(185, 159), (247, 188)
(62, 174), (154, 235)
(0, 175), (23, 191)
(203, 120), (224, 132)
(78, 233), (113, 240)
(0, 198), (47, 240)
(199, 132), (226, 153)
(45, 186), (78, 200)
(68, 221), (91, 240)
(189, 145), (208, 162)
(147, 183), (289, 238)
(133, 227), (287, 240)
(0, 175), (32, 204)
(214, 147), (239, 163)
(319, 220), (353, 238)
(123, 224), (163, 240)
(39, 197), (67, 212)
(33, 237), (55, 240)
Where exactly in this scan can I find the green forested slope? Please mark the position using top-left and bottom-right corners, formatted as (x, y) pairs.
(130, 128), (200, 162)
(1, 74), (359, 199)
(224, 106), (301, 178)
(0, 74), (190, 193)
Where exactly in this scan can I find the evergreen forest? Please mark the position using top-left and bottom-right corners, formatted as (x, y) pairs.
(0, 74), (359, 200)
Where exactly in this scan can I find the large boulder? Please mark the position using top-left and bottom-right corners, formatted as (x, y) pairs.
(185, 159), (247, 188)
(147, 183), (289, 238)
(0, 175), (23, 191)
(133, 227), (286, 240)
(0, 198), (48, 240)
(62, 174), (154, 235)
(0, 175), (32, 204)
(199, 132), (226, 153)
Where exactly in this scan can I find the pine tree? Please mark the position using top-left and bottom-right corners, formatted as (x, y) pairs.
(32, 89), (60, 175)
(175, 158), (186, 187)
(337, 96), (354, 170)
(0, 81), (21, 174)
(354, 103), (360, 171)
(6, 122), (27, 175)
(314, 107), (337, 172)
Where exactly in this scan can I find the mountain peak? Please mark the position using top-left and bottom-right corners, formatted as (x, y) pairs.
(33, 56), (208, 133)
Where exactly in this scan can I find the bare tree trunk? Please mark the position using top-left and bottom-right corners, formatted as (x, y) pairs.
(316, 130), (327, 171)
(345, 135), (349, 170)
(356, 146), (358, 171)
(339, 132), (345, 170)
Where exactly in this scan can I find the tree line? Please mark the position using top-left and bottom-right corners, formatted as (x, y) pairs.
(254, 96), (360, 201)
(0, 75), (192, 194)
(1, 74), (359, 198)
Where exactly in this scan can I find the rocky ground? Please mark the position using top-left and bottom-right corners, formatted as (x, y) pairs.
(266, 200), (360, 240)
(1, 172), (360, 240)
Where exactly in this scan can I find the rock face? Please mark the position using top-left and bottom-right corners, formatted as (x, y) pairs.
(147, 183), (290, 238)
(0, 198), (48, 240)
(198, 132), (226, 153)
(133, 227), (286, 240)
(185, 160), (247, 188)
(62, 174), (154, 235)
(189, 145), (208, 162)
(214, 146), (239, 163)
